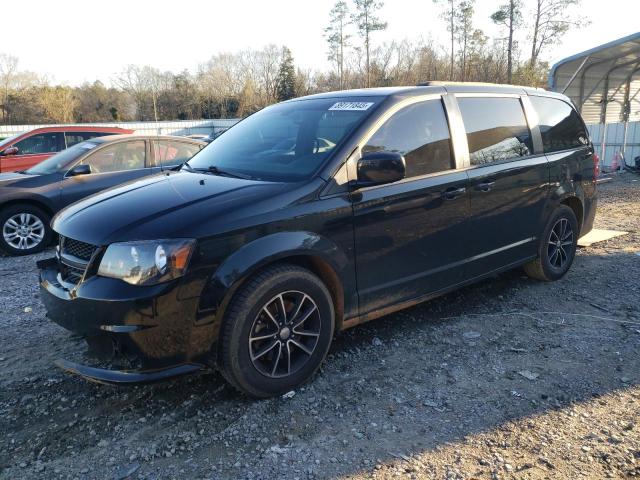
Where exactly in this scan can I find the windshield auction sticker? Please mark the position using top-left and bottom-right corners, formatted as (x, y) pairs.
(329, 102), (374, 111)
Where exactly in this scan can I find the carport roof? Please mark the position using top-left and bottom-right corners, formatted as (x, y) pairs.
(549, 32), (640, 124)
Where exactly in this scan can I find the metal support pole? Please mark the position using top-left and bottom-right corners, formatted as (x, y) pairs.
(621, 75), (632, 163)
(600, 74), (610, 124)
(600, 123), (607, 167)
(561, 55), (590, 94)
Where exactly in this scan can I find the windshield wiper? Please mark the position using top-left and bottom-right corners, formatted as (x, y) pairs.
(183, 163), (252, 180)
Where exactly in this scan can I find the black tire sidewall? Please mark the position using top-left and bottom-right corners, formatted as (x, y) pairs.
(224, 267), (334, 397)
(539, 205), (578, 281)
(0, 204), (52, 256)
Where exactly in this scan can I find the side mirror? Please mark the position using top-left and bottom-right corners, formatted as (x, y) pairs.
(1, 146), (19, 156)
(68, 164), (92, 176)
(356, 151), (406, 187)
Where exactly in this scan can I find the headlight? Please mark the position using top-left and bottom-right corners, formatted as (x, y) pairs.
(97, 239), (196, 285)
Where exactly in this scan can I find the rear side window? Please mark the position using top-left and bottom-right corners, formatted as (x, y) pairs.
(65, 132), (113, 148)
(529, 96), (589, 153)
(458, 97), (533, 165)
(362, 99), (453, 177)
(153, 140), (202, 168)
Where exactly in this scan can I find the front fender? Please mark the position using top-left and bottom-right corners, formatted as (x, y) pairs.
(188, 231), (351, 363)
(210, 230), (347, 302)
(201, 230), (349, 316)
(221, 231), (347, 287)
(0, 192), (57, 218)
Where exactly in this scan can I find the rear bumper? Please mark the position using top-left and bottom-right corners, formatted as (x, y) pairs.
(38, 256), (210, 377)
(581, 191), (597, 236)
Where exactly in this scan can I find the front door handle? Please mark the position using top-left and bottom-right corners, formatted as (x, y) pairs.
(476, 181), (495, 192)
(442, 186), (466, 200)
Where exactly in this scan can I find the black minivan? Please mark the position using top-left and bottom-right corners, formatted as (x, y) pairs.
(39, 83), (597, 397)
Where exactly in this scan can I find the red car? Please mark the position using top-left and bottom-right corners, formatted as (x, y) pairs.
(0, 126), (134, 172)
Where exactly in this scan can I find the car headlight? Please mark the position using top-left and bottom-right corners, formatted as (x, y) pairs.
(97, 239), (196, 285)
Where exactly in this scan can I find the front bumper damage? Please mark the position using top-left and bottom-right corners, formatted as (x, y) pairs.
(54, 359), (204, 385)
(38, 257), (209, 384)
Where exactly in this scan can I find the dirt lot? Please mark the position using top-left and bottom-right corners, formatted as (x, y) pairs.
(1, 174), (639, 480)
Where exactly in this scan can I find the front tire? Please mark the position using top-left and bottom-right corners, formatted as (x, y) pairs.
(524, 205), (578, 281)
(0, 204), (52, 256)
(219, 264), (335, 398)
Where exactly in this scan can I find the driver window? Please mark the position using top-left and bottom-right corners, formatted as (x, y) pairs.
(81, 140), (146, 173)
(362, 100), (453, 178)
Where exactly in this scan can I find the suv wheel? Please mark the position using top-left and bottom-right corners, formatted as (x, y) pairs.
(524, 205), (578, 281)
(0, 204), (52, 256)
(219, 264), (335, 398)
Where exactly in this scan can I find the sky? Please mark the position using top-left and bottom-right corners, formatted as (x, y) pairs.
(2, 0), (638, 86)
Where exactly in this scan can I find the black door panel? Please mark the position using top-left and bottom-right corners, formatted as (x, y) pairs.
(465, 155), (549, 277)
(353, 171), (469, 314)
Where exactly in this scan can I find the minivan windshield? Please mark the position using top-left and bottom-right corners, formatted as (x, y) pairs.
(26, 141), (100, 175)
(185, 97), (381, 181)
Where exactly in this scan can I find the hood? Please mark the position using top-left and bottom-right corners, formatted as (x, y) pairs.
(0, 171), (61, 195)
(52, 171), (291, 245)
(0, 171), (34, 186)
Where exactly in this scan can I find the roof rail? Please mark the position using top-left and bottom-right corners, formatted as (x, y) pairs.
(417, 81), (545, 90)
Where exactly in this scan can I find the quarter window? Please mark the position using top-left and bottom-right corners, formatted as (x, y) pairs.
(529, 96), (589, 153)
(458, 97), (533, 165)
(14, 133), (63, 154)
(65, 132), (111, 148)
(80, 140), (146, 173)
(362, 100), (453, 177)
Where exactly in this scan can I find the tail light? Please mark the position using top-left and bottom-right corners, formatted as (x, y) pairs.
(593, 152), (600, 180)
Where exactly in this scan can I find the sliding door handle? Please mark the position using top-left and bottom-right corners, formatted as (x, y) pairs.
(442, 186), (466, 199)
(476, 181), (495, 192)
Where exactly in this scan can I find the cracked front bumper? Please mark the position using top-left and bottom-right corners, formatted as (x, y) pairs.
(38, 256), (210, 379)
(54, 359), (205, 385)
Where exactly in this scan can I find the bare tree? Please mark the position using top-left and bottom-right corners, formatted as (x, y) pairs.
(352, 0), (387, 88)
(0, 54), (18, 122)
(529, 0), (586, 69)
(39, 86), (78, 123)
(491, 0), (522, 83)
(325, 1), (351, 90)
(115, 65), (163, 121)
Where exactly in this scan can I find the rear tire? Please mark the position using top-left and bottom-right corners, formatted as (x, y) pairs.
(524, 205), (578, 281)
(218, 264), (335, 398)
(0, 204), (52, 256)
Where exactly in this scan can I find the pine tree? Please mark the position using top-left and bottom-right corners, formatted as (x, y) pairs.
(276, 47), (296, 101)
(324, 1), (351, 90)
(351, 0), (387, 88)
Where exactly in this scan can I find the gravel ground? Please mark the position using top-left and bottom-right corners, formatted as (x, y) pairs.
(1, 174), (639, 480)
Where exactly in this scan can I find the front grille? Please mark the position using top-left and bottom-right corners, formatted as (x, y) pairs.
(60, 262), (85, 284)
(58, 236), (98, 285)
(60, 236), (97, 262)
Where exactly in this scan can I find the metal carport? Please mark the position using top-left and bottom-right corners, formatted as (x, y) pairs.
(549, 32), (640, 123)
(549, 32), (640, 166)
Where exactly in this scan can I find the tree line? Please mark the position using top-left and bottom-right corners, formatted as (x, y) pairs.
(0, 0), (585, 125)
